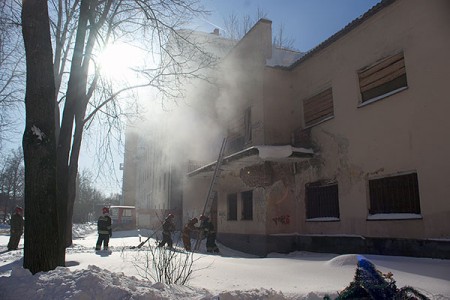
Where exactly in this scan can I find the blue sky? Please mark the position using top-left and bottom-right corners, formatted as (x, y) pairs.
(196, 0), (381, 51)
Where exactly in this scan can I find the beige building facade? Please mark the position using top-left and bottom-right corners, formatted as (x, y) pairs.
(184, 0), (450, 258)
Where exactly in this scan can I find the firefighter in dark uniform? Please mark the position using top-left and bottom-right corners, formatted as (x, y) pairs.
(200, 215), (219, 253)
(158, 213), (175, 248)
(96, 206), (112, 251)
(182, 217), (199, 251)
(7, 206), (24, 251)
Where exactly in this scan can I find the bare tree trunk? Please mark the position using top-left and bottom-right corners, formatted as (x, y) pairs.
(21, 0), (59, 274)
(58, 0), (112, 248)
(66, 112), (85, 246)
(55, 0), (93, 253)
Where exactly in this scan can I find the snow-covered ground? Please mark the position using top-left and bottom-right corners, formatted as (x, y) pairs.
(0, 223), (449, 299)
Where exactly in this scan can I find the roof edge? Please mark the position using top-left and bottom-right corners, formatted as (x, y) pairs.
(286, 0), (397, 70)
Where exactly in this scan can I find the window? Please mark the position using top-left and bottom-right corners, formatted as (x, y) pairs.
(305, 181), (339, 220)
(303, 88), (334, 127)
(241, 190), (253, 220)
(369, 172), (421, 215)
(227, 134), (245, 153)
(244, 107), (252, 143)
(358, 51), (407, 103)
(227, 193), (237, 221)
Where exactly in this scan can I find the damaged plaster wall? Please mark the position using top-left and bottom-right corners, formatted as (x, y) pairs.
(239, 162), (299, 234)
(294, 128), (368, 235)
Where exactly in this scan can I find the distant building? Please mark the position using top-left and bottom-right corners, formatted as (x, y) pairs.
(124, 0), (450, 258)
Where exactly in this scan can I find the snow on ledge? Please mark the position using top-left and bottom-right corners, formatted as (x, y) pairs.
(306, 217), (340, 222)
(367, 213), (422, 220)
(255, 145), (313, 159)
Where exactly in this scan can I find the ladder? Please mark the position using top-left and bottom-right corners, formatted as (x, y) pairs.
(194, 137), (228, 250)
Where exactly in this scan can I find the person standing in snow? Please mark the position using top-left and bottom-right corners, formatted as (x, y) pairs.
(7, 206), (24, 251)
(199, 215), (219, 253)
(158, 213), (175, 248)
(96, 207), (112, 251)
(182, 217), (199, 251)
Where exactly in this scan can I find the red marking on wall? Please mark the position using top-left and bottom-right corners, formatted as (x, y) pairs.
(272, 214), (290, 225)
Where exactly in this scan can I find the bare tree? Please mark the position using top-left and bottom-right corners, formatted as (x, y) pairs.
(21, 0), (214, 273)
(74, 169), (105, 223)
(223, 8), (267, 41)
(0, 147), (24, 222)
(0, 1), (25, 149)
(273, 23), (295, 50)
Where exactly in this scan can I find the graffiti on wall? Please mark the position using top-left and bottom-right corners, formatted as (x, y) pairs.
(272, 214), (290, 225)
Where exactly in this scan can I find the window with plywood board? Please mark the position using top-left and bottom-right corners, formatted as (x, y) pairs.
(303, 88), (334, 127)
(358, 51), (407, 103)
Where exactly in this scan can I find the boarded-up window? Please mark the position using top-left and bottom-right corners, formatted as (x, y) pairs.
(303, 88), (334, 127)
(359, 52), (407, 102)
(227, 193), (237, 221)
(241, 190), (253, 220)
(305, 181), (339, 219)
(369, 173), (420, 215)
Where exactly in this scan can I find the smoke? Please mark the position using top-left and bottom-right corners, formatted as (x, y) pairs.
(132, 30), (245, 174)
(135, 79), (225, 171)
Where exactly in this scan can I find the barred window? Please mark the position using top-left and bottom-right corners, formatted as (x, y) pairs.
(358, 52), (407, 103)
(305, 181), (340, 220)
(369, 173), (421, 214)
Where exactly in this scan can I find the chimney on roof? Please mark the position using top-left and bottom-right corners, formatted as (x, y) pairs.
(212, 28), (219, 36)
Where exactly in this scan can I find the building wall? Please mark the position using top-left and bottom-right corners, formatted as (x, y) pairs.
(219, 19), (272, 148)
(290, 0), (450, 240)
(122, 128), (138, 206)
(183, 175), (211, 224)
(214, 0), (450, 257)
(262, 67), (296, 145)
(206, 20), (302, 241)
(216, 171), (267, 235)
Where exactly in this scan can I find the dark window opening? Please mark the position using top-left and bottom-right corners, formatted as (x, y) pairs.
(369, 173), (421, 214)
(227, 193), (237, 221)
(241, 190), (253, 220)
(305, 181), (340, 219)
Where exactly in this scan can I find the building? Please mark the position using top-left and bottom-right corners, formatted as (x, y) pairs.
(125, 0), (450, 258)
(184, 0), (450, 258)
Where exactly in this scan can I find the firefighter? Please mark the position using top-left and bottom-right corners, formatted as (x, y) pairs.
(7, 206), (24, 251)
(96, 207), (112, 251)
(199, 215), (219, 253)
(182, 217), (199, 251)
(158, 213), (175, 248)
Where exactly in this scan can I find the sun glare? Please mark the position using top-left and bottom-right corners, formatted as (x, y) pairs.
(99, 42), (143, 81)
